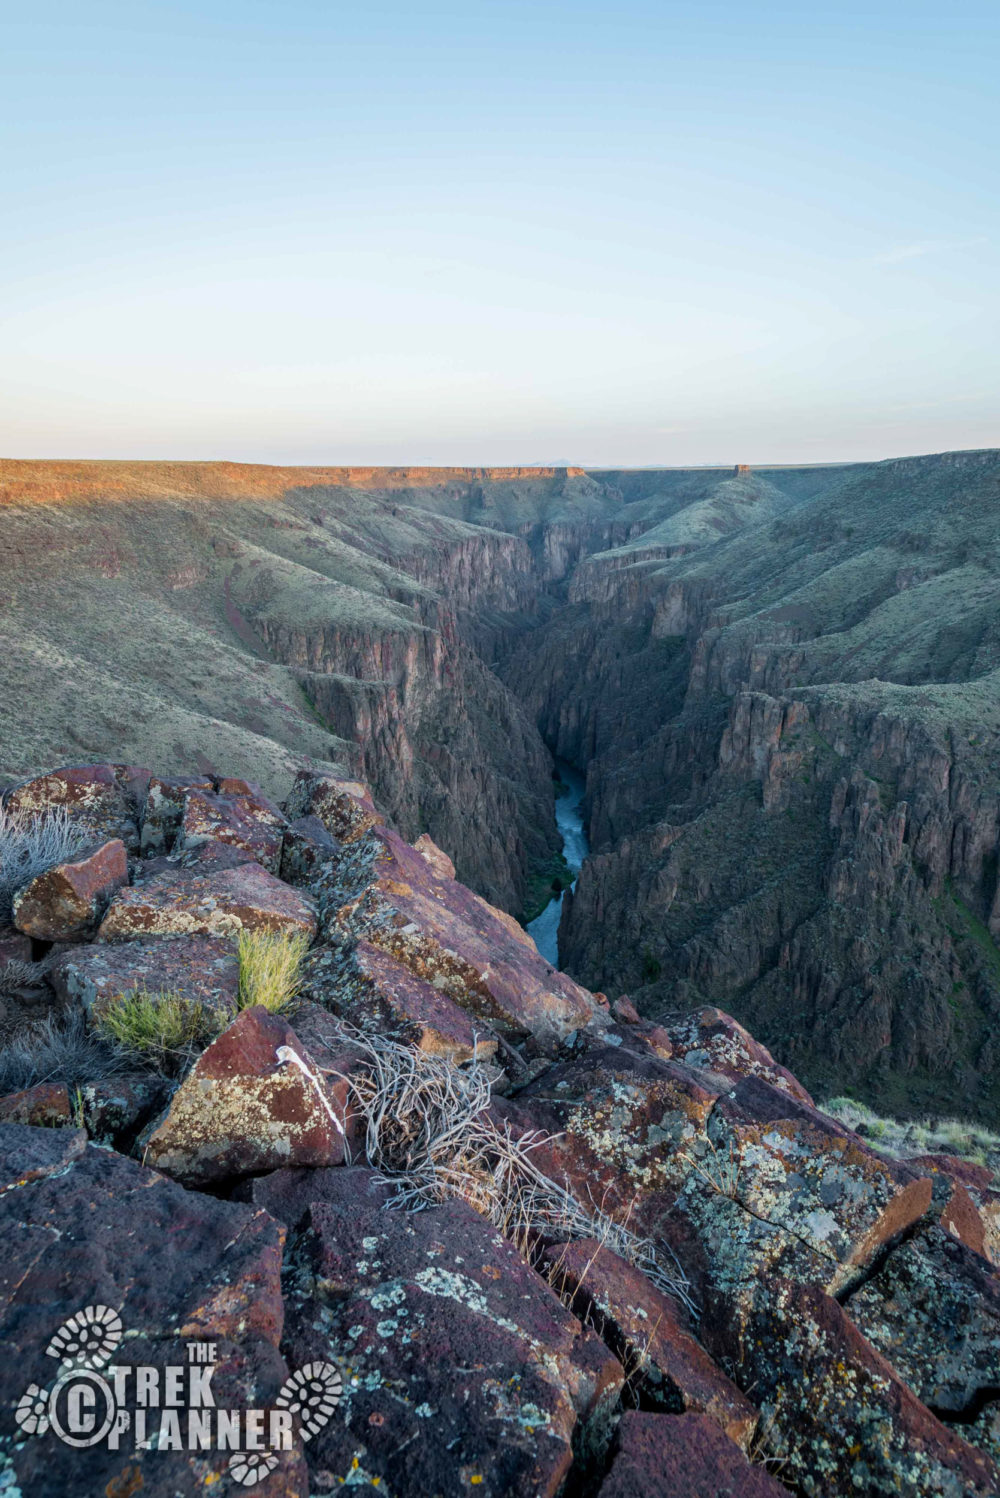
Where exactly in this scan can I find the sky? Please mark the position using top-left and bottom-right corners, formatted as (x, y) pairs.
(0, 0), (997, 467)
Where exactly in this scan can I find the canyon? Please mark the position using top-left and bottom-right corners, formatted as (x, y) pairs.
(1, 452), (999, 1118)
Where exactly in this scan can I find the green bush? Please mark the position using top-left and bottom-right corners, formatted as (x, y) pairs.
(237, 929), (310, 1014)
(94, 988), (221, 1071)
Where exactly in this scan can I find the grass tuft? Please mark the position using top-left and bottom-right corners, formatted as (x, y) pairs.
(94, 988), (222, 1072)
(0, 1010), (123, 1094)
(236, 929), (310, 1014)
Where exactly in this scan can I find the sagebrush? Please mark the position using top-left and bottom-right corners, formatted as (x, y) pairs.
(0, 803), (90, 919)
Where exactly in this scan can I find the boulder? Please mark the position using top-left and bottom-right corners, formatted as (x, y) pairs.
(50, 933), (241, 1019)
(4, 764), (143, 852)
(283, 769), (383, 843)
(739, 1279), (1000, 1496)
(97, 861), (318, 941)
(323, 826), (603, 1048)
(141, 1005), (355, 1185)
(0, 1082), (72, 1127)
(140, 773), (215, 854)
(597, 1411), (787, 1498)
(0, 1124), (304, 1496)
(280, 814), (340, 884)
(309, 938), (500, 1064)
(660, 1005), (814, 1103)
(541, 1238), (756, 1448)
(413, 831), (456, 880)
(12, 839), (128, 941)
(76, 1073), (170, 1147)
(282, 1183), (624, 1497)
(177, 785), (287, 873)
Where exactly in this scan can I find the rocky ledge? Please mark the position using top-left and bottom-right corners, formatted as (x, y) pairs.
(1, 762), (1000, 1496)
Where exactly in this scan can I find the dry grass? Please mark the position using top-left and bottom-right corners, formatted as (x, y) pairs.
(0, 804), (90, 919)
(676, 1135), (743, 1200)
(328, 1025), (696, 1314)
(823, 1095), (1000, 1178)
(93, 988), (222, 1073)
(0, 1010), (122, 1094)
(237, 929), (310, 1014)
(0, 958), (43, 995)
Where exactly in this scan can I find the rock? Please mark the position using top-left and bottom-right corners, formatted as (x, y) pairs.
(0, 1125), (304, 1496)
(76, 1073), (170, 1146)
(846, 1225), (1000, 1430)
(413, 831), (456, 880)
(284, 769), (383, 844)
(740, 1279), (1000, 1496)
(139, 773), (214, 855)
(50, 933), (241, 1019)
(244, 1162), (394, 1232)
(612, 996), (641, 1024)
(324, 826), (603, 1048)
(0, 1122), (88, 1192)
(0, 1082), (72, 1127)
(597, 1411), (787, 1498)
(12, 838), (128, 941)
(3, 763), (143, 853)
(141, 1005), (354, 1185)
(283, 1186), (624, 1497)
(97, 861), (318, 941)
(280, 814), (340, 884)
(0, 930), (33, 966)
(909, 1153), (1000, 1266)
(661, 1005), (814, 1103)
(541, 1238), (756, 1447)
(310, 938), (500, 1064)
(178, 785), (287, 873)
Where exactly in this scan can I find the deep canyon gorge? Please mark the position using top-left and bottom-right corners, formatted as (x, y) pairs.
(2, 451), (999, 1119)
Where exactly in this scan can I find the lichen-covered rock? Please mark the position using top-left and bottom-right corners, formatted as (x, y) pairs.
(413, 831), (456, 880)
(0, 1125), (304, 1496)
(661, 1005), (814, 1103)
(139, 773), (214, 854)
(12, 838), (128, 940)
(141, 1005), (354, 1185)
(4, 763), (144, 852)
(909, 1153), (1000, 1266)
(282, 1182), (624, 1497)
(740, 1279), (1000, 1496)
(97, 861), (318, 940)
(597, 1411), (788, 1498)
(50, 933), (241, 1019)
(280, 814), (340, 884)
(76, 1073), (170, 1147)
(324, 826), (603, 1048)
(846, 1225), (1000, 1435)
(310, 938), (500, 1064)
(178, 785), (287, 873)
(542, 1238), (756, 1447)
(284, 769), (383, 844)
(0, 1082), (72, 1127)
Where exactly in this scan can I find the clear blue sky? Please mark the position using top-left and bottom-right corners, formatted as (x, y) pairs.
(1, 1), (997, 466)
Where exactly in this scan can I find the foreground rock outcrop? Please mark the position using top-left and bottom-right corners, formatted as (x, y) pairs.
(1, 759), (1000, 1496)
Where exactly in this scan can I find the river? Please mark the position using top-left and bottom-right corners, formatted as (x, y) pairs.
(525, 761), (589, 967)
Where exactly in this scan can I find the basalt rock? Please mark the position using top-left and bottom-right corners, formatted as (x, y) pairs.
(98, 861), (318, 941)
(50, 933), (241, 1020)
(597, 1411), (787, 1498)
(12, 838), (128, 941)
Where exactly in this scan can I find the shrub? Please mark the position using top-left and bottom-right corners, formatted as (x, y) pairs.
(237, 929), (309, 1014)
(94, 988), (221, 1072)
(0, 803), (90, 920)
(0, 1010), (122, 1094)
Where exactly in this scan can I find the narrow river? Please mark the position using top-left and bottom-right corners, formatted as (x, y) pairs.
(526, 761), (589, 967)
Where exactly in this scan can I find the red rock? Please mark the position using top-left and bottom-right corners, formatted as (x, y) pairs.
(98, 860), (318, 941)
(142, 1005), (355, 1184)
(283, 1188), (624, 1497)
(50, 933), (241, 1018)
(413, 831), (456, 880)
(324, 826), (604, 1048)
(542, 1239), (756, 1448)
(0, 1082), (72, 1127)
(741, 1279), (1000, 1496)
(139, 773), (214, 854)
(612, 996), (641, 1024)
(310, 937), (500, 1064)
(284, 768), (383, 843)
(279, 814), (340, 883)
(0, 930), (33, 965)
(0, 1125), (305, 1496)
(12, 838), (128, 941)
(77, 1073), (170, 1146)
(909, 1153), (1000, 1264)
(597, 1411), (786, 1498)
(662, 1005), (814, 1102)
(178, 785), (287, 873)
(4, 763), (142, 852)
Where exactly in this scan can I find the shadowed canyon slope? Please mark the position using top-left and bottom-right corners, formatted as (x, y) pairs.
(2, 452), (999, 1115)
